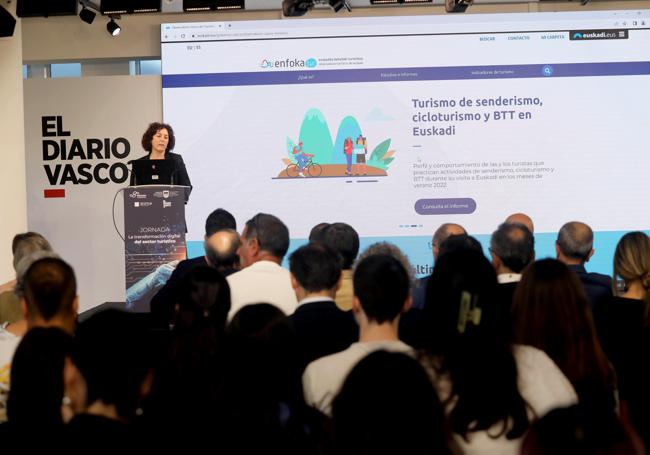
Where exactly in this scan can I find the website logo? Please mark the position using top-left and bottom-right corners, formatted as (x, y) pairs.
(569, 29), (628, 41)
(260, 58), (317, 69)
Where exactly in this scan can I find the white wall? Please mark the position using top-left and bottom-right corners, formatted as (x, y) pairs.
(0, 2), (26, 282)
(21, 1), (650, 62)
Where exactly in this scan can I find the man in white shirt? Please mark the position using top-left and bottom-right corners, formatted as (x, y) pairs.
(227, 213), (297, 318)
(302, 254), (413, 416)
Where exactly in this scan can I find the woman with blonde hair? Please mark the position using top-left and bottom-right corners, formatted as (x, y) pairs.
(595, 231), (650, 448)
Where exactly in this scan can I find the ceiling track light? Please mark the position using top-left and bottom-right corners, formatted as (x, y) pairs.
(107, 16), (121, 37)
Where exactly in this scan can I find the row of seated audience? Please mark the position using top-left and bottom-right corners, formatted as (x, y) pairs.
(0, 210), (648, 454)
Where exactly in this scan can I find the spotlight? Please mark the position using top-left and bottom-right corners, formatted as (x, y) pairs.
(0, 6), (16, 37)
(445, 0), (473, 13)
(282, 0), (350, 17)
(107, 17), (121, 36)
(328, 0), (351, 13)
(79, 7), (96, 24)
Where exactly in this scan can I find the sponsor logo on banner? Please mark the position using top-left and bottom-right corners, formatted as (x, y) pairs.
(40, 115), (133, 198)
(153, 190), (180, 198)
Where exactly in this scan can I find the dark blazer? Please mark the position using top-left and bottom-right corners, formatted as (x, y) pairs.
(130, 152), (192, 202)
(567, 264), (613, 313)
(150, 256), (207, 328)
(289, 300), (358, 370)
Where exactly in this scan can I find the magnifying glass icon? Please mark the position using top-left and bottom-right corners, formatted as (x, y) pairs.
(542, 65), (554, 76)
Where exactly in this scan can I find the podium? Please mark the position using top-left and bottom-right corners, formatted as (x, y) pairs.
(122, 185), (189, 312)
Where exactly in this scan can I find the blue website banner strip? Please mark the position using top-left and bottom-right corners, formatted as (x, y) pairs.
(163, 61), (650, 88)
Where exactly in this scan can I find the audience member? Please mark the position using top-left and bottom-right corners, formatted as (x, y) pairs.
(412, 223), (466, 310)
(144, 266), (231, 447)
(521, 405), (643, 455)
(594, 232), (650, 446)
(288, 243), (357, 370)
(0, 232), (53, 324)
(303, 255), (413, 416)
(150, 209), (237, 326)
(419, 249), (576, 455)
(505, 212), (535, 233)
(556, 221), (613, 311)
(0, 254), (76, 423)
(65, 310), (152, 447)
(227, 213), (297, 317)
(331, 350), (456, 455)
(1, 328), (72, 447)
(308, 222), (330, 243)
(320, 222), (359, 311)
(357, 241), (416, 283)
(223, 304), (320, 454)
(512, 259), (616, 412)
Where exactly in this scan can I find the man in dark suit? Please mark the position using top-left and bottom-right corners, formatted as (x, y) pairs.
(288, 243), (358, 370)
(556, 221), (613, 312)
(490, 222), (535, 337)
(149, 208), (237, 328)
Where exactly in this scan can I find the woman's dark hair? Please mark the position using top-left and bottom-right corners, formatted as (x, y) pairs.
(222, 304), (314, 453)
(332, 350), (455, 455)
(521, 405), (642, 455)
(421, 249), (529, 440)
(71, 309), (151, 421)
(512, 259), (615, 411)
(7, 328), (72, 427)
(141, 122), (175, 153)
(146, 267), (231, 431)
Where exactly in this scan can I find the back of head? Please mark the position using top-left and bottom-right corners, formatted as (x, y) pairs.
(490, 222), (535, 273)
(205, 229), (240, 270)
(557, 222), (594, 263)
(423, 249), (528, 440)
(332, 351), (453, 455)
(512, 259), (613, 404)
(321, 222), (359, 270)
(521, 405), (642, 455)
(12, 232), (52, 271)
(613, 231), (650, 296)
(175, 266), (231, 334)
(432, 223), (467, 256)
(226, 304), (299, 405)
(353, 254), (409, 324)
(505, 212), (535, 233)
(438, 234), (483, 259)
(245, 213), (290, 259)
(21, 257), (76, 323)
(205, 208), (237, 236)
(72, 309), (150, 421)
(7, 327), (72, 427)
(289, 243), (342, 292)
(358, 241), (415, 284)
(308, 222), (330, 243)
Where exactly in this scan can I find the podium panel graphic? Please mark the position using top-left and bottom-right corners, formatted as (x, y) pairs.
(123, 185), (188, 312)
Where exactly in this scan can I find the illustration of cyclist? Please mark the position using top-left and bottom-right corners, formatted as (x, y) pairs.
(292, 141), (313, 177)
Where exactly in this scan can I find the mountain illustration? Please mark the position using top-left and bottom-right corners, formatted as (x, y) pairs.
(281, 108), (396, 178)
(298, 108), (334, 164)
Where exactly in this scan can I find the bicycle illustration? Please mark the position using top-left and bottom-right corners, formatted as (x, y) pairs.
(286, 156), (323, 178)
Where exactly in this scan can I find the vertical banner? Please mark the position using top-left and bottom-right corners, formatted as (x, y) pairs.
(23, 76), (163, 312)
(123, 186), (187, 312)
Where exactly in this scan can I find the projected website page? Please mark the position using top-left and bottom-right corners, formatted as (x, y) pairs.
(161, 10), (650, 275)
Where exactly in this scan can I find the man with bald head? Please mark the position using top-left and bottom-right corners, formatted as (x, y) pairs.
(150, 209), (239, 327)
(556, 221), (612, 311)
(505, 213), (534, 234)
(411, 223), (467, 311)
